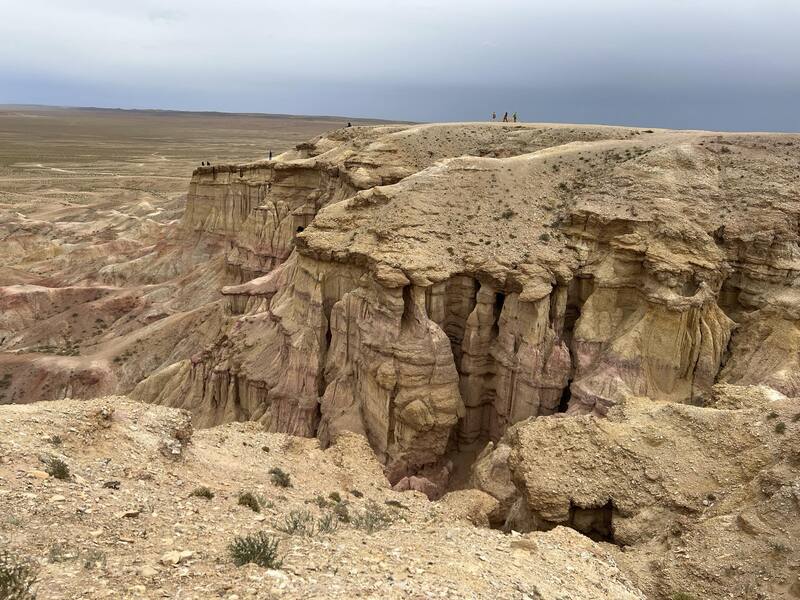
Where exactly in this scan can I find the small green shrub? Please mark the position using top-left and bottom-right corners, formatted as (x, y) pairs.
(277, 510), (315, 536)
(269, 467), (292, 488)
(328, 491), (342, 503)
(45, 457), (70, 480)
(238, 491), (261, 513)
(317, 513), (339, 534)
(0, 550), (37, 600)
(352, 501), (393, 533)
(229, 532), (282, 568)
(311, 495), (329, 508)
(333, 501), (351, 523)
(775, 422), (786, 434)
(190, 486), (214, 500)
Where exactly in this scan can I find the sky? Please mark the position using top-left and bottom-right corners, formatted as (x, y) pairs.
(1, 0), (799, 130)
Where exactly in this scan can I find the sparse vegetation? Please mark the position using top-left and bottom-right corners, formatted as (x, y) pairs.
(766, 410), (779, 420)
(277, 510), (316, 536)
(317, 512), (339, 534)
(328, 491), (342, 503)
(229, 532), (282, 568)
(333, 501), (351, 523)
(190, 486), (214, 500)
(671, 593), (694, 600)
(237, 491), (261, 512)
(352, 501), (394, 533)
(775, 421), (786, 434)
(45, 456), (70, 480)
(269, 467), (292, 488)
(0, 550), (37, 600)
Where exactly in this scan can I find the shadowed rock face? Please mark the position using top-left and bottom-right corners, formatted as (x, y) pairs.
(130, 123), (800, 482)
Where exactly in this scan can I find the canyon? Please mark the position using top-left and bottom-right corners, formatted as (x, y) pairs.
(2, 110), (799, 598)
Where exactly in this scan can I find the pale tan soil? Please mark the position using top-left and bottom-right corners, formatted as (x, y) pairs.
(0, 397), (643, 599)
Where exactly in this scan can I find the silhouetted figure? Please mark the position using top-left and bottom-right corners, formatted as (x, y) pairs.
(269, 150), (272, 160)
(512, 112), (518, 123)
(491, 112), (496, 121)
(502, 112), (509, 122)
(347, 122), (352, 127)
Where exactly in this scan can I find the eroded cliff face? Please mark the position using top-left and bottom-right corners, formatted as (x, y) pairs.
(135, 123), (800, 488)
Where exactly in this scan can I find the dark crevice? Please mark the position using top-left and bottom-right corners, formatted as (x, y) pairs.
(557, 380), (572, 413)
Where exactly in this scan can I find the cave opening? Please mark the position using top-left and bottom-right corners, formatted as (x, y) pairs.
(296, 226), (305, 233)
(568, 500), (616, 544)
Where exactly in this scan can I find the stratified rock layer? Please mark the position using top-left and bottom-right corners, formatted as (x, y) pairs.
(135, 123), (800, 482)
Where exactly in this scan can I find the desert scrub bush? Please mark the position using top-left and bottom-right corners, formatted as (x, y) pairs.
(237, 491), (261, 513)
(269, 467), (292, 488)
(317, 512), (339, 534)
(45, 457), (70, 480)
(190, 486), (214, 500)
(0, 550), (38, 600)
(229, 532), (282, 568)
(328, 491), (342, 503)
(775, 421), (786, 434)
(352, 501), (393, 533)
(333, 501), (351, 523)
(311, 495), (330, 508)
(277, 510), (316, 536)
(671, 593), (694, 600)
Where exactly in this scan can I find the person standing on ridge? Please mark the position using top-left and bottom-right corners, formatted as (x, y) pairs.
(502, 112), (509, 122)
(512, 112), (518, 123)
(491, 112), (496, 121)
(269, 150), (272, 160)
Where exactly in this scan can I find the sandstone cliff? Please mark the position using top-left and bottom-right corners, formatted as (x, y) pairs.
(134, 123), (800, 489)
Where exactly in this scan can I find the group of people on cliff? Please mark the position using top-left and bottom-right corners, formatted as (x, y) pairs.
(491, 111), (518, 122)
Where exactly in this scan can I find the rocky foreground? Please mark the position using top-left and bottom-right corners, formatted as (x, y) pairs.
(0, 397), (644, 599)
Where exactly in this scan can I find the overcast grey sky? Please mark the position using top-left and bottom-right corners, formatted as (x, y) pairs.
(2, 0), (799, 130)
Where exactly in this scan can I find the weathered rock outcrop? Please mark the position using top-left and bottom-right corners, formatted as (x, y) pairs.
(472, 387), (800, 599)
(136, 123), (800, 488)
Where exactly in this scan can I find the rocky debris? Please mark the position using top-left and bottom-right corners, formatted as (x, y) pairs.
(0, 397), (644, 599)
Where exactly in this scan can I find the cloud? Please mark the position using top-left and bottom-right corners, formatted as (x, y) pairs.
(0, 0), (798, 130)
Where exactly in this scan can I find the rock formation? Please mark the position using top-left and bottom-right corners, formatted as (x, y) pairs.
(134, 124), (800, 487)
(472, 385), (800, 598)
